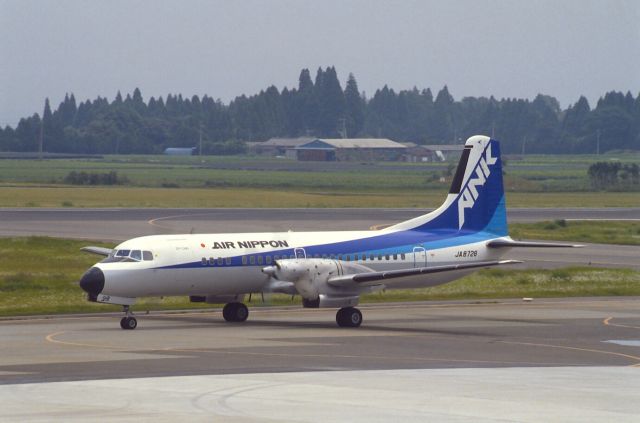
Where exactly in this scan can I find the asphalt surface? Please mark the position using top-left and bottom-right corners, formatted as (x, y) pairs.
(1, 208), (638, 420)
(0, 207), (638, 240)
(1, 297), (639, 386)
(1, 207), (638, 269)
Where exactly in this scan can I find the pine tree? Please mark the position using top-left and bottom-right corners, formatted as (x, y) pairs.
(344, 73), (364, 137)
(315, 67), (345, 136)
(434, 86), (455, 142)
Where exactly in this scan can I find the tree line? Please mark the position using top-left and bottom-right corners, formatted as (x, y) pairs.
(1, 66), (639, 155)
(587, 162), (639, 190)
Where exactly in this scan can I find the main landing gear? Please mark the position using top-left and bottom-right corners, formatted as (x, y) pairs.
(336, 307), (362, 328)
(223, 302), (249, 323)
(119, 305), (137, 330)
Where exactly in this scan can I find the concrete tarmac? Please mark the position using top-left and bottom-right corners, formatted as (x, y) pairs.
(1, 298), (640, 422)
(2, 367), (639, 422)
(1, 297), (639, 385)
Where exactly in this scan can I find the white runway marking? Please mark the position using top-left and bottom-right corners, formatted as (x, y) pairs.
(604, 340), (640, 347)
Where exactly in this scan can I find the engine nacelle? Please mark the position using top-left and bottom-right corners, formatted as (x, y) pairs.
(263, 259), (371, 301)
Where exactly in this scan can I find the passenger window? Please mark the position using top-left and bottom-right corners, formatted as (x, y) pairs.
(143, 251), (153, 261)
(116, 250), (130, 257)
(354, 254), (359, 261)
(266, 256), (272, 264)
(362, 254), (366, 261)
(129, 250), (141, 261)
(393, 254), (397, 260)
(209, 257), (215, 265)
(401, 253), (406, 260)
(338, 254), (343, 261)
(346, 255), (350, 261)
(242, 256), (247, 265)
(225, 257), (231, 265)
(201, 257), (207, 266)
(217, 257), (223, 265)
(250, 256), (255, 265)
(370, 254), (374, 260)
(385, 254), (389, 260)
(257, 256), (263, 265)
(377, 254), (382, 260)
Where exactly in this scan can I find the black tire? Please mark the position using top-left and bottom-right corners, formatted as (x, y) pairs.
(222, 303), (236, 322)
(223, 302), (249, 322)
(336, 307), (362, 328)
(121, 316), (137, 330)
(335, 308), (344, 326)
(234, 303), (249, 322)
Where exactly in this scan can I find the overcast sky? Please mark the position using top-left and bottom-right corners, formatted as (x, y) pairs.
(1, 0), (639, 127)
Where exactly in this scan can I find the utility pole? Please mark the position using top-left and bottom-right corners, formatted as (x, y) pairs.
(337, 118), (347, 139)
(199, 124), (203, 156)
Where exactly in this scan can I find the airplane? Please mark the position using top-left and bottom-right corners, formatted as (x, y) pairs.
(79, 135), (579, 330)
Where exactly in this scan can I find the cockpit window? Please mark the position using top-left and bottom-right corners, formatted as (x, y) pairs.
(104, 249), (152, 263)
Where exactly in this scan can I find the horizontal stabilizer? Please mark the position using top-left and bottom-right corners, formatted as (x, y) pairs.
(487, 240), (583, 248)
(81, 246), (113, 256)
(328, 260), (521, 287)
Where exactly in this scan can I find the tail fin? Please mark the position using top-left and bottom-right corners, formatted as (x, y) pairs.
(389, 135), (507, 236)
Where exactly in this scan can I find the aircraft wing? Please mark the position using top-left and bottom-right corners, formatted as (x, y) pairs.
(327, 260), (521, 288)
(81, 246), (113, 256)
(487, 240), (583, 248)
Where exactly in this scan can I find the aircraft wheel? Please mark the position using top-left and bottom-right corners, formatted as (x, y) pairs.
(336, 307), (362, 328)
(120, 316), (137, 330)
(223, 302), (249, 322)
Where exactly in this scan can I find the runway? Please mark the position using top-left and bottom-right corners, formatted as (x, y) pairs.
(1, 298), (639, 421)
(1, 207), (638, 241)
(1, 207), (638, 269)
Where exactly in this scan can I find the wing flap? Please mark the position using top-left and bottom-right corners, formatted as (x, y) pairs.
(327, 260), (521, 287)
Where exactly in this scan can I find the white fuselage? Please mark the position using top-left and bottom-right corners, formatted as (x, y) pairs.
(92, 228), (506, 304)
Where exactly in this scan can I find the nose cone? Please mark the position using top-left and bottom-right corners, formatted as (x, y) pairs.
(79, 267), (105, 301)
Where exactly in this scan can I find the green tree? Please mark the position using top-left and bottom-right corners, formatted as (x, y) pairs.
(344, 73), (364, 137)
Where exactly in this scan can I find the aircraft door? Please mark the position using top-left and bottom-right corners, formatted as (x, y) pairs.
(294, 248), (307, 259)
(413, 246), (427, 267)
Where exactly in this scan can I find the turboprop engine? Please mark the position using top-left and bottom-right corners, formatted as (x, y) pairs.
(262, 259), (373, 308)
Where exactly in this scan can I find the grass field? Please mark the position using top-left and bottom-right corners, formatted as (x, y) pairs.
(0, 236), (638, 317)
(510, 220), (640, 245)
(0, 152), (638, 192)
(0, 151), (637, 208)
(0, 186), (638, 208)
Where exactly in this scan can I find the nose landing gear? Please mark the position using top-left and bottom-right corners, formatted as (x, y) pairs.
(119, 305), (137, 330)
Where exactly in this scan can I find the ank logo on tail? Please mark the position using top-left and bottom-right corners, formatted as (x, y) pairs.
(457, 143), (498, 229)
